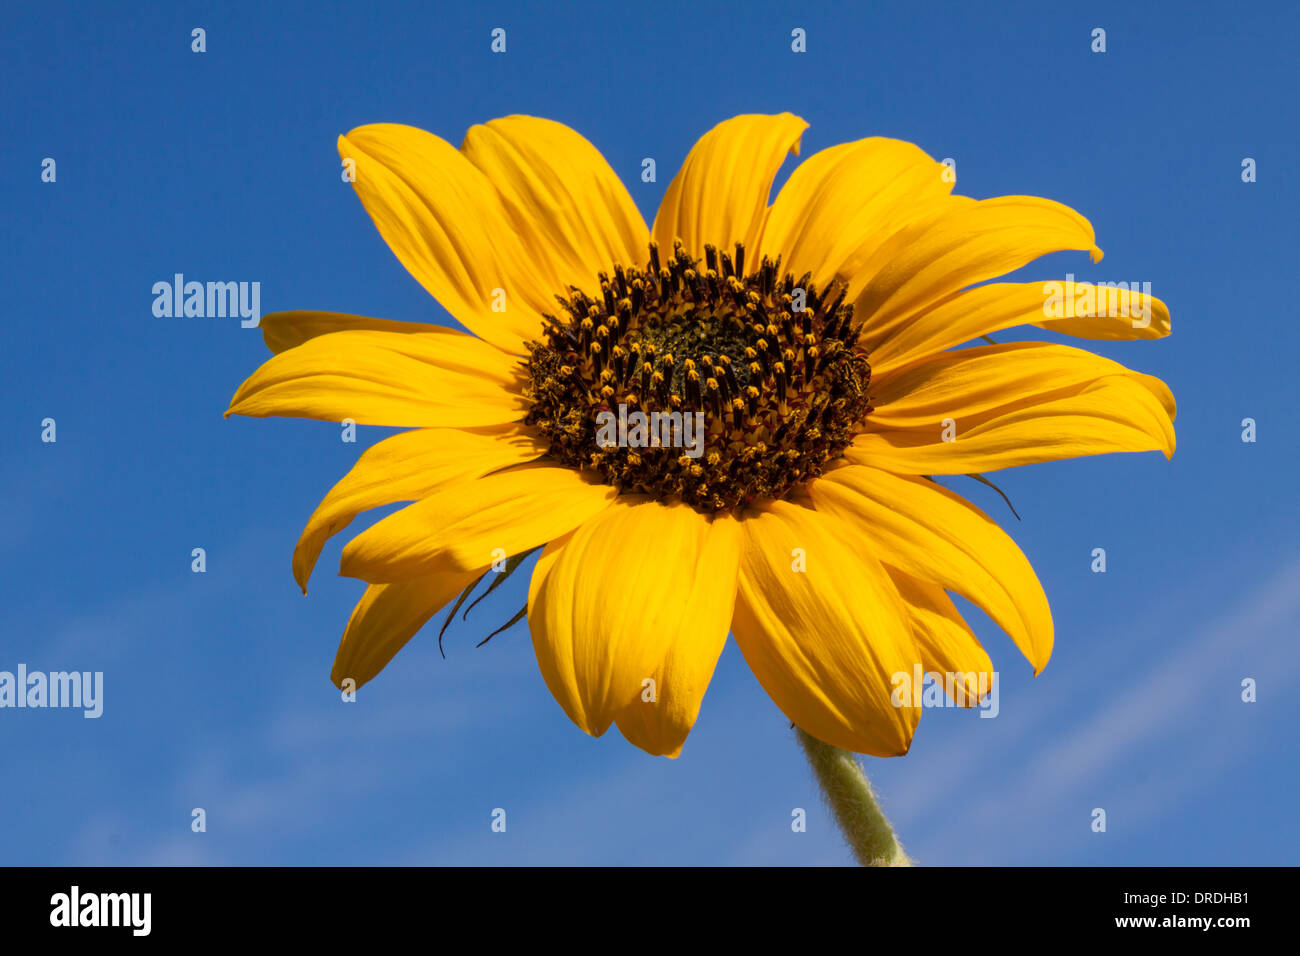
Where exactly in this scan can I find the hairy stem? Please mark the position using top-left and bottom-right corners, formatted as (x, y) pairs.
(796, 727), (913, 866)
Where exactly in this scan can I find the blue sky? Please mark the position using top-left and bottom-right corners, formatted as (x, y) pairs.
(2, 0), (1297, 865)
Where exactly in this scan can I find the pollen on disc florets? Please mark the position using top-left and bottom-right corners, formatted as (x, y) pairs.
(522, 240), (874, 514)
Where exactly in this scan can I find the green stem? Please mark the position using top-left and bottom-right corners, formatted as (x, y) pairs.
(795, 727), (913, 866)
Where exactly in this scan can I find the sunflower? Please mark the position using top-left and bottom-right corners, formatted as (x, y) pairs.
(227, 113), (1174, 760)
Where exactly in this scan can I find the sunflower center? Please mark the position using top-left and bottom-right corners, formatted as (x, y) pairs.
(523, 241), (873, 513)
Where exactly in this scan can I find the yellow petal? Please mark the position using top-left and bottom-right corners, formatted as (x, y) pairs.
(293, 424), (547, 593)
(730, 499), (921, 756)
(460, 115), (650, 295)
(339, 124), (556, 353)
(528, 498), (741, 743)
(1033, 284), (1171, 340)
(330, 570), (479, 690)
(339, 464), (617, 583)
(652, 113), (808, 260)
(886, 567), (993, 707)
(871, 282), (1172, 374)
(225, 328), (529, 427)
(260, 310), (446, 355)
(759, 137), (952, 290)
(846, 194), (976, 293)
(867, 341), (1137, 429)
(849, 373), (1175, 474)
(808, 466), (1053, 672)
(855, 196), (1102, 350)
(610, 510), (742, 757)
(1126, 372), (1178, 419)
